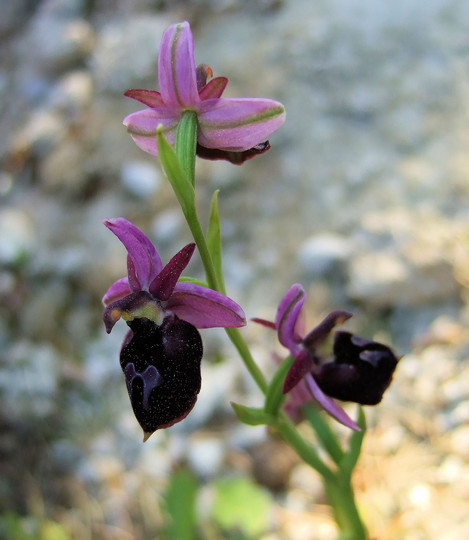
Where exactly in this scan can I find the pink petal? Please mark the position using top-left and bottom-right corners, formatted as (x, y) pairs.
(275, 284), (306, 351)
(124, 89), (165, 108)
(102, 277), (131, 307)
(303, 310), (353, 348)
(126, 254), (140, 291)
(282, 349), (314, 394)
(158, 21), (200, 108)
(305, 373), (360, 430)
(199, 77), (228, 100)
(197, 98), (286, 151)
(284, 377), (314, 423)
(103, 218), (162, 290)
(149, 243), (195, 301)
(251, 317), (276, 330)
(166, 282), (246, 329)
(123, 108), (179, 156)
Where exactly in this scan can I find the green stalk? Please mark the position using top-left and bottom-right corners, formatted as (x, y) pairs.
(276, 413), (334, 481)
(171, 111), (367, 539)
(324, 475), (368, 540)
(304, 403), (344, 465)
(173, 112), (268, 393)
(182, 205), (220, 291)
(225, 327), (268, 393)
(180, 205), (268, 393)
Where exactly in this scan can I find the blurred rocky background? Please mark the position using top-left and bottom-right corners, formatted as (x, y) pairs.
(1, 0), (469, 538)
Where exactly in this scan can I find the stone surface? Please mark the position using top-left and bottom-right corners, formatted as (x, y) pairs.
(1, 1), (468, 539)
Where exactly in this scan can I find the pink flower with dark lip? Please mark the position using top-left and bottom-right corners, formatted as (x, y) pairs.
(102, 217), (245, 439)
(254, 284), (399, 430)
(123, 21), (285, 164)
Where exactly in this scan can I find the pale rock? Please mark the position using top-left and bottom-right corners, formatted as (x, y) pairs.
(120, 160), (161, 198)
(27, 17), (95, 73)
(186, 436), (226, 478)
(10, 109), (66, 158)
(297, 233), (352, 277)
(151, 210), (183, 246)
(1, 341), (60, 419)
(49, 70), (94, 116)
(0, 209), (35, 264)
(347, 250), (409, 306)
(91, 16), (170, 93)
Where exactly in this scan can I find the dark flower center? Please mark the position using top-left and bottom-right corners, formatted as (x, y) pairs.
(313, 331), (399, 405)
(120, 315), (203, 434)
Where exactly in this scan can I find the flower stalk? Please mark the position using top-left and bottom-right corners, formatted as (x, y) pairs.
(168, 105), (368, 540)
(170, 112), (268, 393)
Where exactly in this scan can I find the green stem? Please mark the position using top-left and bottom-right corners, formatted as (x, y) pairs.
(183, 205), (220, 291)
(173, 112), (268, 394)
(183, 207), (268, 393)
(276, 414), (334, 481)
(225, 327), (268, 393)
(172, 112), (367, 539)
(324, 475), (368, 540)
(304, 403), (344, 465)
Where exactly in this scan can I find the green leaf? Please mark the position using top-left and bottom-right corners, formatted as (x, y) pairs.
(211, 476), (272, 537)
(157, 126), (195, 214)
(263, 356), (294, 416)
(40, 521), (70, 540)
(231, 402), (275, 426)
(303, 403), (344, 465)
(0, 513), (36, 540)
(339, 406), (367, 480)
(174, 110), (198, 185)
(206, 190), (226, 294)
(163, 468), (198, 540)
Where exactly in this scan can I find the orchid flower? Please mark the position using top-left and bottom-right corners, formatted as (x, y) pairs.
(123, 21), (285, 164)
(254, 284), (399, 430)
(102, 217), (246, 439)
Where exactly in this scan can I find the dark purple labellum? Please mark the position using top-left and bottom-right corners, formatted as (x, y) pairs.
(313, 331), (399, 405)
(196, 141), (271, 164)
(120, 315), (203, 435)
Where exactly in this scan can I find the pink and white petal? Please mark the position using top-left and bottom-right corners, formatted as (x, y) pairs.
(123, 108), (179, 156)
(197, 98), (285, 151)
(305, 373), (360, 430)
(124, 89), (165, 108)
(102, 277), (131, 307)
(158, 21), (200, 108)
(103, 218), (163, 290)
(150, 243), (195, 301)
(199, 77), (228, 100)
(167, 282), (246, 329)
(275, 284), (306, 350)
